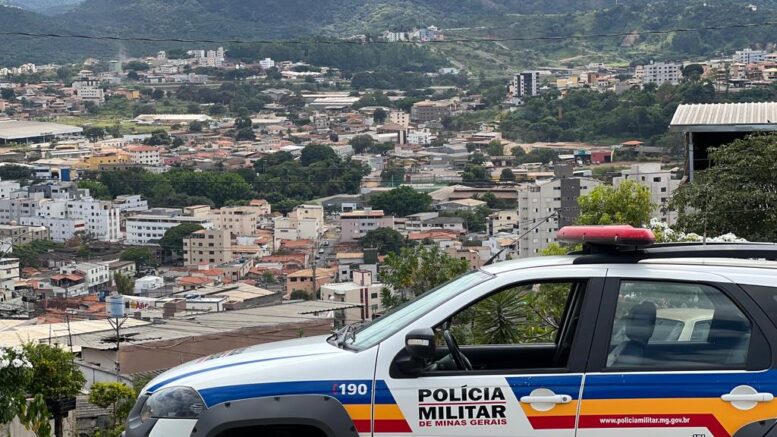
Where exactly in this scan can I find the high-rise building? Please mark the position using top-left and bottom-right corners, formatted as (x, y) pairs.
(514, 71), (541, 98)
(613, 163), (682, 225)
(734, 48), (767, 64)
(640, 62), (682, 85)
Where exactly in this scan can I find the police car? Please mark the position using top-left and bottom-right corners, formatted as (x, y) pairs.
(125, 225), (777, 437)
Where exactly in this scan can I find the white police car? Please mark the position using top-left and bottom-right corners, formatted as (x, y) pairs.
(125, 225), (777, 437)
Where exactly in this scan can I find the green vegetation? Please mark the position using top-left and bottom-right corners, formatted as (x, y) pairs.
(97, 168), (254, 208)
(670, 133), (777, 241)
(114, 273), (135, 296)
(501, 83), (716, 145)
(360, 227), (410, 255)
(159, 223), (203, 257)
(440, 206), (492, 233)
(120, 247), (157, 271)
(381, 245), (469, 308)
(578, 180), (655, 226)
(88, 382), (136, 436)
(369, 186), (432, 217)
(12, 240), (61, 268)
(252, 147), (368, 211)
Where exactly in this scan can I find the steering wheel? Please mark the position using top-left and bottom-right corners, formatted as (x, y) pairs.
(443, 330), (473, 371)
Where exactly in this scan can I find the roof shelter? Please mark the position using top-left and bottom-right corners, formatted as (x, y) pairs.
(0, 119), (83, 144)
(670, 102), (777, 180)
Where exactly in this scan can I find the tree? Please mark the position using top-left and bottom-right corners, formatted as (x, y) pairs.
(499, 168), (515, 182)
(24, 343), (85, 402)
(120, 247), (157, 271)
(682, 64), (705, 82)
(78, 180), (110, 199)
(462, 164), (491, 185)
(360, 227), (408, 255)
(235, 127), (256, 141)
(470, 152), (486, 164)
(381, 245), (469, 308)
(84, 127), (105, 142)
(300, 144), (337, 166)
(188, 120), (203, 132)
(89, 382), (136, 434)
(159, 223), (203, 257)
(670, 134), (777, 241)
(486, 140), (503, 156)
(512, 146), (526, 158)
(373, 108), (387, 123)
(235, 116), (253, 130)
(0, 164), (31, 180)
(114, 273), (135, 296)
(0, 88), (15, 100)
(369, 186), (431, 217)
(577, 180), (654, 227)
(349, 135), (375, 154)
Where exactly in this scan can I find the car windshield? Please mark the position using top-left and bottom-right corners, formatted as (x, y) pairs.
(347, 270), (493, 351)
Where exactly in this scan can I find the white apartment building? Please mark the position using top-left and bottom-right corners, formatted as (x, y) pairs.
(640, 62), (682, 85)
(613, 163), (682, 225)
(125, 146), (162, 166)
(113, 195), (149, 213)
(125, 209), (213, 245)
(19, 216), (85, 242)
(734, 48), (767, 64)
(518, 169), (601, 257)
(320, 270), (384, 322)
(488, 210), (519, 236)
(72, 78), (105, 103)
(0, 179), (21, 199)
(272, 205), (324, 249)
(259, 58), (276, 70)
(134, 275), (164, 295)
(0, 257), (19, 297)
(407, 129), (434, 145)
(1, 195), (120, 241)
(209, 205), (266, 236)
(60, 262), (110, 293)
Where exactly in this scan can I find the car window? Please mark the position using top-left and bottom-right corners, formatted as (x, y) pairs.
(446, 281), (575, 346)
(347, 270), (492, 350)
(606, 281), (751, 369)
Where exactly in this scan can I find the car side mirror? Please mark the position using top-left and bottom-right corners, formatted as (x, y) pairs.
(392, 328), (436, 378)
(405, 328), (436, 361)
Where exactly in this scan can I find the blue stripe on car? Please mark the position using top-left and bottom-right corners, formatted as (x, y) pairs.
(147, 353), (334, 393)
(198, 380), (374, 407)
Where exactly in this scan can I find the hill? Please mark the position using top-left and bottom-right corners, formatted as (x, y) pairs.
(1, 0), (776, 68)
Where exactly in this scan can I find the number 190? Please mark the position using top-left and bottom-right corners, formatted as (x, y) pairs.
(338, 383), (368, 395)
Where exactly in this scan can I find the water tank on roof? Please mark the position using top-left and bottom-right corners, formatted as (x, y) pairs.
(106, 294), (125, 318)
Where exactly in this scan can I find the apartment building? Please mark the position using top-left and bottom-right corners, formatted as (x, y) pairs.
(339, 209), (394, 243)
(405, 212), (465, 233)
(639, 62), (682, 85)
(209, 205), (268, 236)
(273, 205), (324, 248)
(518, 166), (601, 257)
(59, 262), (110, 293)
(125, 208), (212, 245)
(734, 48), (767, 64)
(514, 71), (541, 97)
(0, 179), (21, 199)
(410, 100), (452, 123)
(0, 195), (120, 241)
(183, 229), (233, 266)
(125, 145), (162, 166)
(112, 194), (149, 213)
(0, 224), (49, 244)
(320, 270), (384, 322)
(613, 163), (682, 225)
(19, 216), (86, 242)
(488, 210), (519, 236)
(389, 111), (410, 127)
(0, 257), (19, 297)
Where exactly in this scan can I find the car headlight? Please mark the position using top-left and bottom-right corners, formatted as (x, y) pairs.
(139, 387), (205, 422)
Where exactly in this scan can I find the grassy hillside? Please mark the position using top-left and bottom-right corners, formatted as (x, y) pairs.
(1, 0), (776, 68)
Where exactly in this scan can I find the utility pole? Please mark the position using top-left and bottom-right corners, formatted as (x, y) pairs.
(311, 238), (319, 299)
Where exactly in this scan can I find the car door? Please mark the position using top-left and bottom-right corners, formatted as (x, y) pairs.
(578, 265), (776, 437)
(373, 266), (605, 437)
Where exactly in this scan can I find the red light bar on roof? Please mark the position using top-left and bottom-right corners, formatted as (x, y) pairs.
(558, 225), (656, 247)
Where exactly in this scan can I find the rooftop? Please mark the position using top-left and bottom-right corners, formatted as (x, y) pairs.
(670, 102), (777, 132)
(0, 119), (83, 141)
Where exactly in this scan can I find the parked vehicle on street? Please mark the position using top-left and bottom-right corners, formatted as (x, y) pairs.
(125, 225), (777, 437)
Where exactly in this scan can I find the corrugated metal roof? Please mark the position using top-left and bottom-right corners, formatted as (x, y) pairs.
(670, 102), (777, 128)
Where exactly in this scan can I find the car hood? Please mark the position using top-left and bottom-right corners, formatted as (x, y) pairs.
(142, 335), (344, 394)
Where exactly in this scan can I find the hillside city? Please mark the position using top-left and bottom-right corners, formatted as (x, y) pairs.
(1, 7), (777, 435)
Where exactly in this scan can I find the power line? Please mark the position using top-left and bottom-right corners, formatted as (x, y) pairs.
(0, 20), (775, 46)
